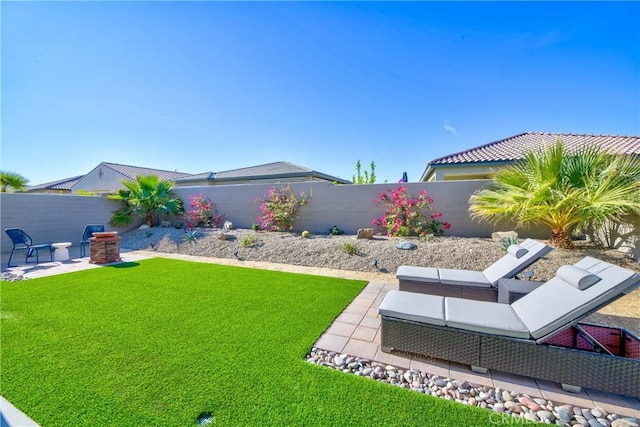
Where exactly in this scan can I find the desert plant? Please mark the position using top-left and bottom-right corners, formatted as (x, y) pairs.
(0, 170), (29, 192)
(352, 160), (377, 184)
(469, 140), (640, 248)
(184, 193), (222, 229)
(241, 234), (259, 247)
(329, 225), (344, 236)
(107, 175), (183, 227)
(183, 229), (199, 243)
(251, 223), (260, 231)
(340, 241), (360, 256)
(254, 185), (312, 231)
(372, 185), (451, 237)
(499, 236), (519, 251)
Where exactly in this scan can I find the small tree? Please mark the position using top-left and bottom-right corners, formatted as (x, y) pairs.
(254, 185), (312, 231)
(372, 185), (450, 237)
(352, 160), (377, 184)
(0, 171), (29, 192)
(107, 175), (183, 227)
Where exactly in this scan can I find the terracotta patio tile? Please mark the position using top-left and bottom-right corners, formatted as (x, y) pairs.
(334, 312), (363, 325)
(373, 349), (412, 369)
(448, 362), (494, 388)
(535, 378), (595, 408)
(314, 333), (348, 353)
(343, 339), (379, 361)
(584, 388), (640, 419)
(491, 370), (541, 398)
(359, 316), (380, 329)
(327, 321), (357, 338)
(343, 304), (369, 316)
(410, 357), (451, 378)
(351, 326), (377, 342)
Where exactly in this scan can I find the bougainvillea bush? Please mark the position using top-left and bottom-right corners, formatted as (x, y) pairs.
(255, 185), (312, 231)
(372, 185), (451, 237)
(184, 193), (222, 229)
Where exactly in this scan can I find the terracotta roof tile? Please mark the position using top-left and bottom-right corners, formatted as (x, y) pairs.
(429, 132), (640, 166)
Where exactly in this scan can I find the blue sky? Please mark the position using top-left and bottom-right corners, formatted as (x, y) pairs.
(2, 1), (639, 186)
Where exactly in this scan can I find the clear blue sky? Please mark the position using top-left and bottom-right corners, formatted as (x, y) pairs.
(2, 1), (639, 186)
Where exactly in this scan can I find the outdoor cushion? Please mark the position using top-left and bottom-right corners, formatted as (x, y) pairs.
(438, 269), (491, 288)
(512, 262), (639, 340)
(556, 265), (601, 290)
(481, 238), (553, 285)
(444, 297), (530, 339)
(507, 244), (528, 259)
(395, 266), (439, 283)
(378, 290), (445, 326)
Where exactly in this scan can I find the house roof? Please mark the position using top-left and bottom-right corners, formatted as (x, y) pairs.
(212, 161), (351, 184)
(26, 175), (85, 192)
(428, 132), (640, 166)
(99, 162), (192, 181)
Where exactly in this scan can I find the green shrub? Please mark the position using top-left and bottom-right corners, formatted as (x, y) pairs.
(340, 242), (360, 256)
(241, 234), (259, 248)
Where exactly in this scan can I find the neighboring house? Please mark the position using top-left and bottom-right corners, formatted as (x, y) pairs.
(25, 175), (85, 194)
(26, 161), (350, 194)
(175, 161), (351, 186)
(420, 132), (640, 182)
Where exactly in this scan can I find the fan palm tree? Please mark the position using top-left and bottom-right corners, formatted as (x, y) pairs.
(0, 171), (29, 192)
(469, 140), (640, 248)
(107, 175), (183, 227)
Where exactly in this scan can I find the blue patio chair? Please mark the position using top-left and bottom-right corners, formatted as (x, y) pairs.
(80, 224), (105, 257)
(4, 228), (53, 267)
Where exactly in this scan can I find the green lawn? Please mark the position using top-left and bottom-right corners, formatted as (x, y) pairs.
(1, 258), (497, 426)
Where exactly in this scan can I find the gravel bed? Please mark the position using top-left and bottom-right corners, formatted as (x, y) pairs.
(120, 227), (637, 283)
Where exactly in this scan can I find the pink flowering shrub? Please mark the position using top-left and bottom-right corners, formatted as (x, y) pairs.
(184, 193), (222, 229)
(372, 185), (451, 237)
(254, 185), (312, 231)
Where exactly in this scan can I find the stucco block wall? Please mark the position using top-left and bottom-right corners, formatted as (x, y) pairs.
(172, 181), (550, 238)
(0, 193), (127, 252)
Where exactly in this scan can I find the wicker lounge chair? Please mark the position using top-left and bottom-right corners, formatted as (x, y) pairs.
(379, 257), (640, 397)
(396, 238), (553, 301)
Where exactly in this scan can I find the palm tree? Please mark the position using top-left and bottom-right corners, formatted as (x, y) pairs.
(469, 140), (640, 249)
(107, 175), (183, 227)
(0, 171), (29, 192)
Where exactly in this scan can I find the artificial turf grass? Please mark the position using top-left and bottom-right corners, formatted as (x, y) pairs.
(1, 258), (498, 426)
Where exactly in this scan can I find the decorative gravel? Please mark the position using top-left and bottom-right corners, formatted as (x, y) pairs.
(120, 227), (637, 283)
(307, 349), (640, 426)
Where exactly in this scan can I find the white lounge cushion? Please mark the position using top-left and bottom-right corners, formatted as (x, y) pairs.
(482, 238), (553, 285)
(396, 266), (439, 283)
(512, 260), (639, 340)
(444, 297), (530, 339)
(439, 268), (491, 288)
(507, 244), (528, 259)
(378, 290), (445, 326)
(556, 265), (601, 290)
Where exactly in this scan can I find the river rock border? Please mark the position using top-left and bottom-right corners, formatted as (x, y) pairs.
(306, 348), (639, 426)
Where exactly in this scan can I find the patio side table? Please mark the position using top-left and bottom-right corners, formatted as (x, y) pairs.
(497, 278), (544, 304)
(52, 242), (72, 262)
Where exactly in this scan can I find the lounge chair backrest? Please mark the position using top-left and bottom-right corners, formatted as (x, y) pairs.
(512, 257), (640, 340)
(482, 238), (553, 285)
(5, 228), (32, 247)
(83, 224), (105, 242)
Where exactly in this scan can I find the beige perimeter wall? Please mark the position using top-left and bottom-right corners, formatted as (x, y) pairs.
(1, 181), (558, 254)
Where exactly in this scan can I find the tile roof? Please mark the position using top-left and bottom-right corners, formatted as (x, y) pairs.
(26, 175), (85, 192)
(429, 132), (640, 166)
(101, 162), (192, 181)
(214, 161), (313, 179)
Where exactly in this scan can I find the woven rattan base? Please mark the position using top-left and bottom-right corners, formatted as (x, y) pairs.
(380, 316), (640, 398)
(398, 279), (498, 302)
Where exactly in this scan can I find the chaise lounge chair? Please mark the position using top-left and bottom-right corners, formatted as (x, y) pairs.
(379, 257), (640, 397)
(396, 238), (553, 301)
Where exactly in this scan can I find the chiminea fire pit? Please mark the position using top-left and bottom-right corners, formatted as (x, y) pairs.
(89, 231), (121, 264)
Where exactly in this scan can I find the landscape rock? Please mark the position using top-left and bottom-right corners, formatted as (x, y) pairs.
(356, 228), (374, 239)
(395, 241), (417, 250)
